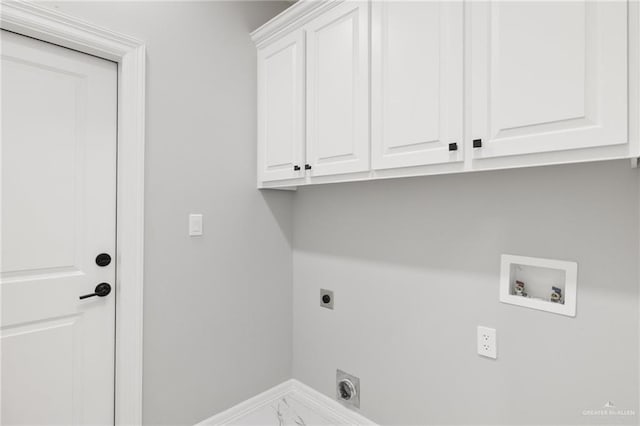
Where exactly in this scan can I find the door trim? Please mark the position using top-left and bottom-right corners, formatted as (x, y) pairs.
(0, 2), (145, 424)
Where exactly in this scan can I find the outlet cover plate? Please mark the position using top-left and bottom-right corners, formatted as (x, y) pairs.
(477, 326), (497, 359)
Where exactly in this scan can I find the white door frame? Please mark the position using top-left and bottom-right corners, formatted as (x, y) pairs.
(0, 1), (145, 424)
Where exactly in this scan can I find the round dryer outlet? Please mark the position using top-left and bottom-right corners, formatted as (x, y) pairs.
(338, 379), (357, 401)
(336, 369), (360, 409)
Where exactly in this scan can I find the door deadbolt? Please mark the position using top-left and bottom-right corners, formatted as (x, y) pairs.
(95, 253), (111, 267)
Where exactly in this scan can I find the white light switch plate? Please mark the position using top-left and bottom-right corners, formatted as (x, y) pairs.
(189, 214), (203, 236)
(477, 326), (497, 359)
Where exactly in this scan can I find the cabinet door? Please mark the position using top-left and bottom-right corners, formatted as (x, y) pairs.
(372, 2), (463, 170)
(305, 1), (369, 177)
(471, 1), (627, 159)
(257, 31), (305, 183)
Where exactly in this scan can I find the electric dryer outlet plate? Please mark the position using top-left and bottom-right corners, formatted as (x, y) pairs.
(320, 289), (334, 309)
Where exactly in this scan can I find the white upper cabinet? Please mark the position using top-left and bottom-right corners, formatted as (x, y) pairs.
(305, 1), (370, 177)
(252, 0), (637, 189)
(257, 31), (305, 182)
(470, 1), (628, 159)
(371, 1), (463, 170)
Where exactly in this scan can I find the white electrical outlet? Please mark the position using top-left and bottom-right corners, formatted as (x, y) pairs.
(477, 326), (497, 359)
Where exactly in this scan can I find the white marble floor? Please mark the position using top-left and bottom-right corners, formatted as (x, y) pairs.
(227, 395), (334, 426)
(196, 380), (376, 426)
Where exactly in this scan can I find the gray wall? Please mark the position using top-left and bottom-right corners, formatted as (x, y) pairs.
(36, 2), (640, 425)
(42, 2), (292, 425)
(292, 160), (639, 425)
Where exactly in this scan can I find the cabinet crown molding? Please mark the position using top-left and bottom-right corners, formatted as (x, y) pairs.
(251, 0), (342, 48)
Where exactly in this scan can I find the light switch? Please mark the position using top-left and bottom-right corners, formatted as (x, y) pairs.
(189, 214), (203, 236)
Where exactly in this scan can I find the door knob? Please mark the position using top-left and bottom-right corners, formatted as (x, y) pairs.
(293, 165), (301, 171)
(79, 283), (112, 300)
(304, 164), (312, 170)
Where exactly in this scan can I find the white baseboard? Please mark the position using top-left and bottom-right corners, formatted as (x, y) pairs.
(195, 379), (377, 426)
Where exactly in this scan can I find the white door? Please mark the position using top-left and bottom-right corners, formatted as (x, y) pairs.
(257, 31), (305, 183)
(1, 30), (117, 425)
(305, 1), (369, 177)
(371, 1), (463, 170)
(470, 1), (628, 159)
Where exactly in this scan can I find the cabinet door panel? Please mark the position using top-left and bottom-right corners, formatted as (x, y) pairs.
(372, 1), (463, 169)
(306, 1), (369, 177)
(471, 1), (627, 159)
(257, 32), (305, 182)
